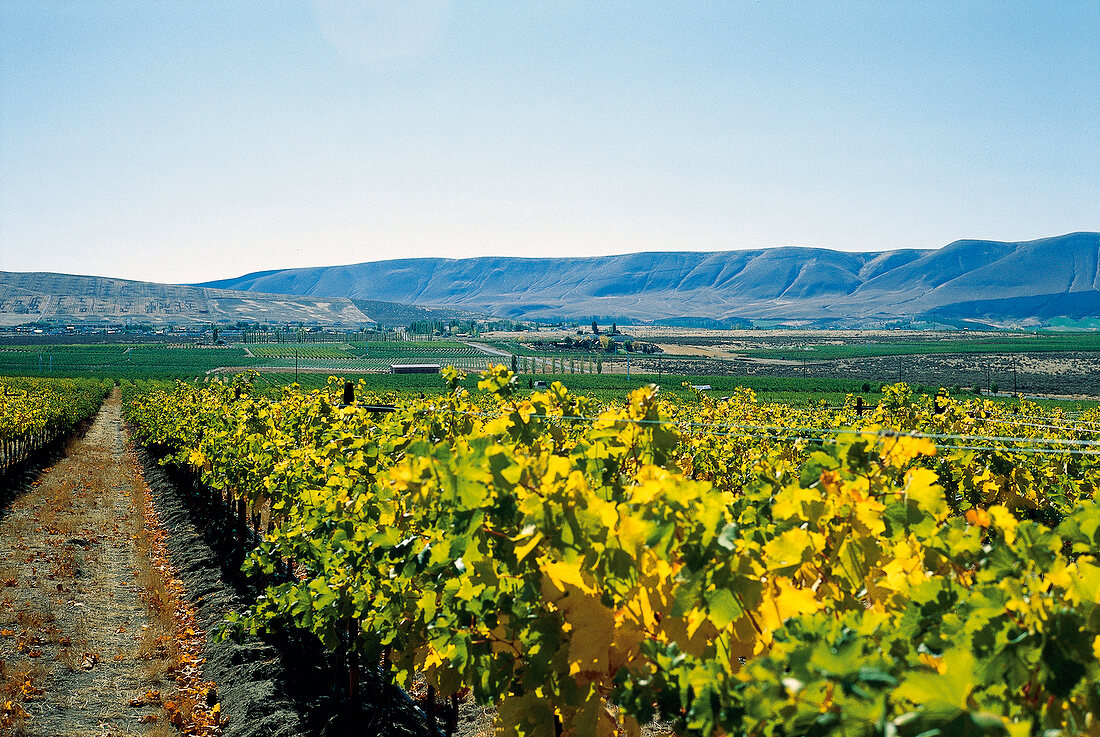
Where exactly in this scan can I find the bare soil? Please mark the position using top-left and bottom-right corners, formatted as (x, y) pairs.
(0, 393), (175, 736)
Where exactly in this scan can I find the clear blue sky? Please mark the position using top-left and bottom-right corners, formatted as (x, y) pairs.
(1, 1), (1097, 284)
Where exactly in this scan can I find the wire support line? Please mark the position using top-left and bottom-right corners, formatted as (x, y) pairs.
(982, 414), (1100, 433)
(670, 428), (1100, 457)
(972, 417), (1100, 435)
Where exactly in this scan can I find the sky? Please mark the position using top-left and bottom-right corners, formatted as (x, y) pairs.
(1, 1), (1097, 285)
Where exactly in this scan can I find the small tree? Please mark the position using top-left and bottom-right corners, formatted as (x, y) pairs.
(596, 355), (603, 374)
(592, 320), (599, 335)
(511, 354), (518, 373)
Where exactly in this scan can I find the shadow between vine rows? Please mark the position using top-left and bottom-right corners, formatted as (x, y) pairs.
(136, 445), (442, 737)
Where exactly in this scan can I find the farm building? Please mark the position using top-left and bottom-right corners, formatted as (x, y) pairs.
(390, 363), (441, 374)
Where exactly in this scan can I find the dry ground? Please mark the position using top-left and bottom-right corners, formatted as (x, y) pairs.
(0, 392), (185, 737)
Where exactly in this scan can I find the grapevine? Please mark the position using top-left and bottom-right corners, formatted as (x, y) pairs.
(0, 377), (111, 471)
(126, 368), (1100, 736)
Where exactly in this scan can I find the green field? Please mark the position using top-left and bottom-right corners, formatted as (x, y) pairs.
(744, 333), (1100, 360)
(0, 345), (259, 379)
(255, 356), (496, 373)
(0, 341), (496, 379)
(349, 340), (487, 357)
(5, 337), (1098, 409)
(247, 344), (356, 359)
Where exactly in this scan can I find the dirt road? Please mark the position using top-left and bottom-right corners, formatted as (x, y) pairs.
(0, 392), (187, 736)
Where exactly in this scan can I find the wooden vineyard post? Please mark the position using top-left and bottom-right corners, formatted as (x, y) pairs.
(445, 694), (459, 737)
(347, 617), (359, 700)
(425, 686), (436, 727)
(236, 494), (248, 537)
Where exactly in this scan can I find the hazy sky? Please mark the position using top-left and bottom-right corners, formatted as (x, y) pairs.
(1, 1), (1097, 285)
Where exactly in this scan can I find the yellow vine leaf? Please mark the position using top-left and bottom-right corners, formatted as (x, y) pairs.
(512, 531), (543, 563)
(988, 505), (1018, 543)
(759, 577), (822, 634)
(905, 468), (948, 521)
(762, 527), (822, 572)
(542, 560), (596, 595)
(881, 434), (936, 468)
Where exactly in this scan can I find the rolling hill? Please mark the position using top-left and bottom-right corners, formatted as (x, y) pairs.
(0, 271), (375, 327)
(199, 232), (1100, 326)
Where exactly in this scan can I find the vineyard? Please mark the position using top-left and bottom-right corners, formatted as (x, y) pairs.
(121, 365), (1100, 736)
(349, 341), (489, 359)
(247, 344), (358, 359)
(254, 356), (496, 374)
(0, 341), (503, 381)
(742, 333), (1100, 361)
(0, 377), (111, 470)
(0, 344), (260, 378)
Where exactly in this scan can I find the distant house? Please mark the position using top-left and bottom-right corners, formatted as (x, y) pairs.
(391, 363), (441, 374)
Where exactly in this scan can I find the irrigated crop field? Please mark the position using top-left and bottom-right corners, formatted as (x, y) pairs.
(2, 330), (1099, 407)
(479, 329), (1100, 400)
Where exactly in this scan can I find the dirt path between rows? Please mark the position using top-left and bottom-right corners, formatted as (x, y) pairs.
(0, 391), (175, 736)
(0, 392), (495, 737)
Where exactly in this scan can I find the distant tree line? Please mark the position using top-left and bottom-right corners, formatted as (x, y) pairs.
(524, 336), (662, 354)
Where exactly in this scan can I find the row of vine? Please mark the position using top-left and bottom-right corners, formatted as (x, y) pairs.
(125, 368), (1100, 736)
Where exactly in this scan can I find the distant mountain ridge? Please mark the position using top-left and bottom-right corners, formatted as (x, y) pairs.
(0, 271), (375, 326)
(199, 233), (1100, 326)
